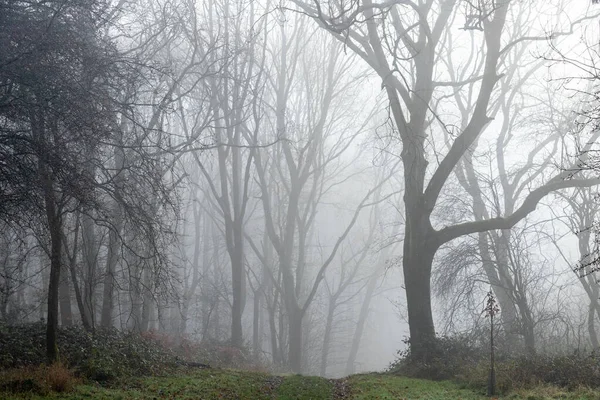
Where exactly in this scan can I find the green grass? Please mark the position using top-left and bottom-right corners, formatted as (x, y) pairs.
(1, 368), (599, 399)
(277, 374), (333, 399)
(348, 373), (488, 399)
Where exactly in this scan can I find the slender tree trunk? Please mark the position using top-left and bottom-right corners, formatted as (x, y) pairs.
(268, 302), (280, 365)
(345, 266), (382, 375)
(589, 302), (600, 349)
(141, 268), (154, 332)
(180, 204), (203, 334)
(33, 109), (63, 362)
(252, 290), (261, 357)
(100, 127), (124, 328)
(69, 259), (93, 331)
(40, 255), (48, 322)
(58, 264), (72, 327)
(81, 213), (97, 329)
(288, 305), (303, 373)
(130, 261), (143, 332)
(45, 206), (62, 363)
(320, 298), (336, 376)
(230, 224), (245, 348)
(100, 227), (119, 328)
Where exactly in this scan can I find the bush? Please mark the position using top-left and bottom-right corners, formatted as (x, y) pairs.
(389, 333), (600, 394)
(140, 330), (267, 370)
(0, 363), (78, 395)
(389, 335), (485, 381)
(0, 322), (177, 382)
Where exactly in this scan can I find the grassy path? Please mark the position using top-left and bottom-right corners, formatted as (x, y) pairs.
(1, 368), (598, 399)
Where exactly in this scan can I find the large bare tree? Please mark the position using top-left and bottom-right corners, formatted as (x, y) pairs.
(292, 0), (600, 360)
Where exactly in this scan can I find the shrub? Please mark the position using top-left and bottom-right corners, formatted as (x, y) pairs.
(45, 362), (77, 392)
(140, 330), (268, 370)
(389, 335), (485, 380)
(0, 322), (177, 382)
(0, 363), (78, 395)
(389, 333), (600, 394)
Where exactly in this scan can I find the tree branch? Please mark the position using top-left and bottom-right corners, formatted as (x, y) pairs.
(436, 177), (600, 245)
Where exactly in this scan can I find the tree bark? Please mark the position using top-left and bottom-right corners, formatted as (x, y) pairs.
(230, 225), (245, 347)
(45, 201), (62, 363)
(100, 125), (125, 328)
(252, 289), (261, 357)
(58, 263), (72, 327)
(81, 213), (97, 329)
(288, 304), (303, 373)
(402, 203), (439, 361)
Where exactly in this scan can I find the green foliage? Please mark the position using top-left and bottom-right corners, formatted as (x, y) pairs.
(2, 367), (599, 399)
(389, 333), (600, 394)
(388, 335), (484, 380)
(0, 323), (176, 381)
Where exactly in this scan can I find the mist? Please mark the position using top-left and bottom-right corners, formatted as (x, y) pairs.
(2, 0), (600, 382)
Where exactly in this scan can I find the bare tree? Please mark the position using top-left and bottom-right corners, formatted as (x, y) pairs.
(292, 0), (600, 360)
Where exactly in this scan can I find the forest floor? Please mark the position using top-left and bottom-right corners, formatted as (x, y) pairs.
(2, 367), (599, 400)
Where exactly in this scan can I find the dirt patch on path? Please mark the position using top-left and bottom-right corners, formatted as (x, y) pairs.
(331, 378), (351, 399)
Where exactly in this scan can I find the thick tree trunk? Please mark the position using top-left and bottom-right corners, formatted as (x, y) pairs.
(403, 219), (437, 361)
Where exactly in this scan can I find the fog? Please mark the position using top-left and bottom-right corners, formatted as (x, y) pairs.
(1, 0), (600, 378)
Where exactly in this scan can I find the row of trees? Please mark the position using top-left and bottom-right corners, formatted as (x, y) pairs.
(2, 0), (600, 375)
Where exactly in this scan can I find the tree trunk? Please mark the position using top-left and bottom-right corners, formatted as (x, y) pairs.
(288, 305), (303, 373)
(230, 225), (245, 348)
(34, 109), (63, 362)
(69, 257), (93, 331)
(58, 265), (72, 327)
(345, 265), (382, 375)
(252, 290), (261, 357)
(403, 221), (437, 361)
(100, 127), (124, 328)
(320, 298), (336, 376)
(180, 203), (203, 334)
(46, 207), (62, 363)
(100, 227), (119, 328)
(130, 261), (143, 332)
(81, 213), (97, 329)
(141, 269), (154, 332)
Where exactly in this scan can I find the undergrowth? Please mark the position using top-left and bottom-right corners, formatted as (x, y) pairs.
(389, 334), (600, 394)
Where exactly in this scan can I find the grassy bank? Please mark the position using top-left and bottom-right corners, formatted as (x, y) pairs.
(1, 368), (598, 399)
